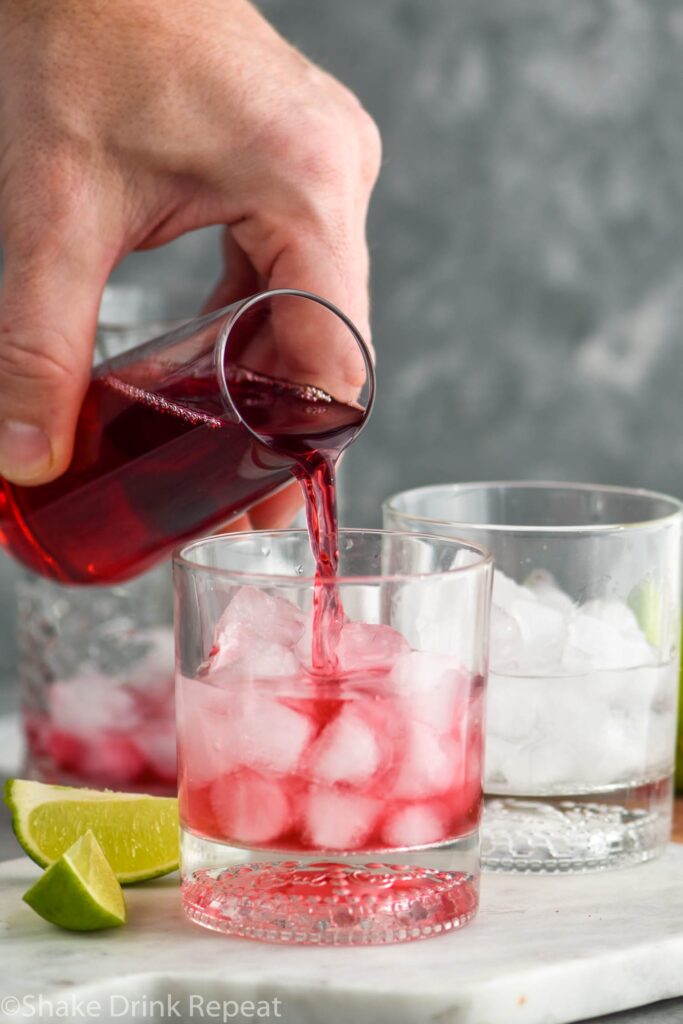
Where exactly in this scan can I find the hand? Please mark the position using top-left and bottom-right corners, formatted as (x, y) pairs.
(0, 0), (380, 527)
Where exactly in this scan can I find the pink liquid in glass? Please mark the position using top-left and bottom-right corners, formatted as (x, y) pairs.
(178, 585), (484, 943)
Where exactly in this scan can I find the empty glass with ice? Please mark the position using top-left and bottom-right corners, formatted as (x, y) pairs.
(175, 529), (492, 944)
(384, 482), (683, 873)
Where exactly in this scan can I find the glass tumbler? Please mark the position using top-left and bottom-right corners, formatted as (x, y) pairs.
(1, 289), (374, 585)
(18, 284), (190, 793)
(175, 529), (492, 944)
(384, 482), (683, 872)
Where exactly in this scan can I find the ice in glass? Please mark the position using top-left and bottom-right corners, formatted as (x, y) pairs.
(384, 482), (682, 872)
(175, 531), (491, 944)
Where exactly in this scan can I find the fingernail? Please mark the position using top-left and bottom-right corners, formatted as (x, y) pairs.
(0, 420), (52, 483)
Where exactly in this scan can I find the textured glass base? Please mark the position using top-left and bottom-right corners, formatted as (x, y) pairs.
(481, 776), (672, 873)
(181, 828), (479, 944)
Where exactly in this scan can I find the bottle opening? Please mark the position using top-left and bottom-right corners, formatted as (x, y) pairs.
(215, 290), (375, 457)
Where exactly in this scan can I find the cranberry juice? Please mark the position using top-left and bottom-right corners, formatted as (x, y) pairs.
(0, 366), (364, 585)
(179, 667), (483, 853)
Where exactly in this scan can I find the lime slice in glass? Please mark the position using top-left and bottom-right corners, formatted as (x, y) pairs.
(628, 578), (662, 647)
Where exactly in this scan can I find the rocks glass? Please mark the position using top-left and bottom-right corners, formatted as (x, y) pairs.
(384, 482), (682, 872)
(175, 529), (492, 943)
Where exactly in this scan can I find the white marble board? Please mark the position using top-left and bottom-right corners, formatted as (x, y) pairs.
(2, 848), (683, 1024)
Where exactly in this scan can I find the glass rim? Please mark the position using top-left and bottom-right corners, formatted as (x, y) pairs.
(214, 288), (376, 448)
(173, 527), (493, 586)
(96, 287), (376, 449)
(383, 480), (683, 535)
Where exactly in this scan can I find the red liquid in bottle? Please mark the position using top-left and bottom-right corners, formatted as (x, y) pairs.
(0, 365), (364, 585)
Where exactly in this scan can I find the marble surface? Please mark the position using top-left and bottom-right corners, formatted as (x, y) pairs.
(3, 848), (683, 1024)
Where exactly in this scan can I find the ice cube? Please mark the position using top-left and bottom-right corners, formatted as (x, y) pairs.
(650, 663), (678, 712)
(484, 576), (669, 792)
(492, 570), (567, 673)
(217, 643), (300, 683)
(177, 676), (240, 786)
(576, 600), (656, 669)
(210, 769), (291, 844)
(485, 672), (611, 790)
(492, 570), (533, 610)
(493, 573), (658, 676)
(498, 739), (580, 793)
(391, 721), (459, 800)
(535, 681), (605, 746)
(582, 599), (641, 634)
(49, 672), (141, 738)
(524, 570), (575, 614)
(209, 587), (305, 676)
(382, 803), (448, 848)
(566, 612), (650, 671)
(391, 578), (472, 657)
(79, 733), (147, 785)
(509, 674), (659, 790)
(610, 664), (661, 712)
(485, 674), (540, 743)
(589, 710), (649, 785)
(179, 675), (315, 784)
(489, 604), (524, 672)
(206, 585), (305, 679)
(305, 789), (380, 849)
(514, 600), (566, 671)
(559, 643), (594, 676)
(390, 650), (465, 733)
(309, 705), (383, 787)
(236, 693), (315, 774)
(337, 621), (410, 674)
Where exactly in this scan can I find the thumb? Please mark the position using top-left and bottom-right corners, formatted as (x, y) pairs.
(0, 231), (109, 484)
(231, 219), (374, 406)
(270, 237), (374, 405)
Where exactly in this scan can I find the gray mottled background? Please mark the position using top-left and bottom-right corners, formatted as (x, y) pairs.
(3, 0), (683, 685)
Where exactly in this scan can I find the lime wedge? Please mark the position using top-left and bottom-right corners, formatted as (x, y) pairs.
(4, 779), (179, 884)
(23, 830), (126, 931)
(628, 578), (662, 647)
